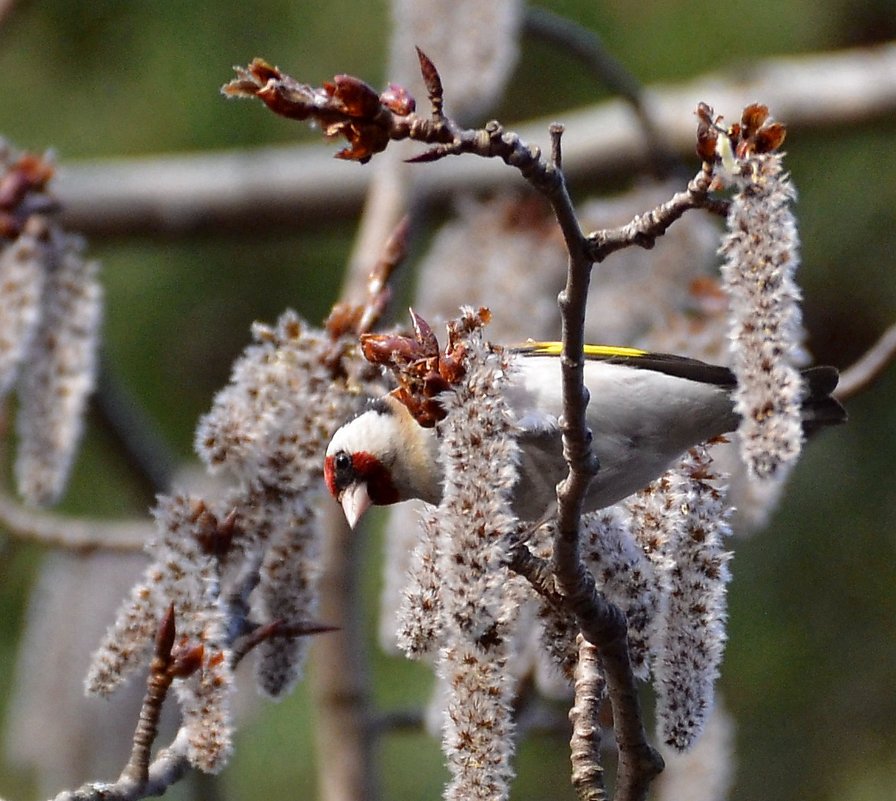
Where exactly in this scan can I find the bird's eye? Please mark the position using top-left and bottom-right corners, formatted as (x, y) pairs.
(334, 451), (352, 474)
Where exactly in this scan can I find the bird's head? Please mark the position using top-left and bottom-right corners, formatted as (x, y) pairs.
(324, 395), (442, 528)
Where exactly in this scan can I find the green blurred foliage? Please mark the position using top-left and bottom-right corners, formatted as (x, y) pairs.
(0, 1), (894, 800)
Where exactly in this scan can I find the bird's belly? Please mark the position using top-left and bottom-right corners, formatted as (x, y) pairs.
(510, 434), (674, 521)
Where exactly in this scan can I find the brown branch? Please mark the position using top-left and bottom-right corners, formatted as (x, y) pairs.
(505, 535), (562, 604)
(324, 214), (410, 340)
(309, 502), (377, 801)
(543, 128), (664, 801)
(231, 619), (339, 666)
(586, 165), (717, 261)
(118, 607), (179, 789)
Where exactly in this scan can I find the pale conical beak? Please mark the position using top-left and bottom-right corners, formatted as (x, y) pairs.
(340, 483), (372, 529)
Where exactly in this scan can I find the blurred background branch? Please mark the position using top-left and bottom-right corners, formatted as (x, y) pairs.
(55, 43), (896, 237)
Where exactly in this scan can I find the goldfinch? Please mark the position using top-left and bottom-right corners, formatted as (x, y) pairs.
(325, 344), (845, 528)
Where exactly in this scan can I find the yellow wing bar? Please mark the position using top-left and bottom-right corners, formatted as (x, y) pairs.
(517, 341), (648, 359)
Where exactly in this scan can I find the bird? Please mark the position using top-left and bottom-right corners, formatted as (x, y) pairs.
(324, 343), (846, 528)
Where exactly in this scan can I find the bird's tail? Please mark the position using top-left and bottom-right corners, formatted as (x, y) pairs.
(800, 366), (847, 436)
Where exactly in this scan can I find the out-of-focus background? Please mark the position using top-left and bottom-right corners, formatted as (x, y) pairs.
(0, 1), (894, 800)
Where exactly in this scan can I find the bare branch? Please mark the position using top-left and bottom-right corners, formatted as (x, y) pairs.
(542, 127), (664, 801)
(586, 166), (717, 262)
(230, 618), (339, 666)
(309, 502), (377, 801)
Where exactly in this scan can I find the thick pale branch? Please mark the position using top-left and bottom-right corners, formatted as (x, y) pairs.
(54, 44), (896, 236)
(0, 489), (150, 552)
(52, 730), (193, 801)
(834, 321), (896, 400)
(309, 502), (376, 801)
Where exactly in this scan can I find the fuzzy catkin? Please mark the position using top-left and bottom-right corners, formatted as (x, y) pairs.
(85, 495), (228, 698)
(195, 311), (368, 697)
(580, 507), (662, 681)
(431, 330), (524, 801)
(253, 499), (321, 698)
(651, 447), (732, 751)
(14, 229), (102, 506)
(196, 310), (359, 493)
(395, 507), (444, 659)
(0, 232), (45, 398)
(86, 494), (235, 772)
(719, 152), (805, 481)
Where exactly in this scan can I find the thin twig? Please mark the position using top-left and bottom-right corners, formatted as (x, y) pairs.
(118, 607), (179, 789)
(586, 166), (717, 262)
(231, 619), (339, 667)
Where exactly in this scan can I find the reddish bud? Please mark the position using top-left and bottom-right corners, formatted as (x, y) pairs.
(380, 83), (416, 115)
(247, 58), (282, 85)
(328, 74), (382, 119)
(170, 640), (205, 678)
(325, 301), (365, 339)
(754, 121), (786, 152)
(410, 308), (440, 353)
(155, 605), (177, 661)
(415, 47), (444, 108)
(740, 103), (770, 137)
(361, 332), (425, 365)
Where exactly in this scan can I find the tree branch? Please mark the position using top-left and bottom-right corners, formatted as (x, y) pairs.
(834, 321), (896, 400)
(0, 487), (151, 552)
(543, 127), (664, 801)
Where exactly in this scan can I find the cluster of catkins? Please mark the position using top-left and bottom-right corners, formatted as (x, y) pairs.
(85, 312), (377, 772)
